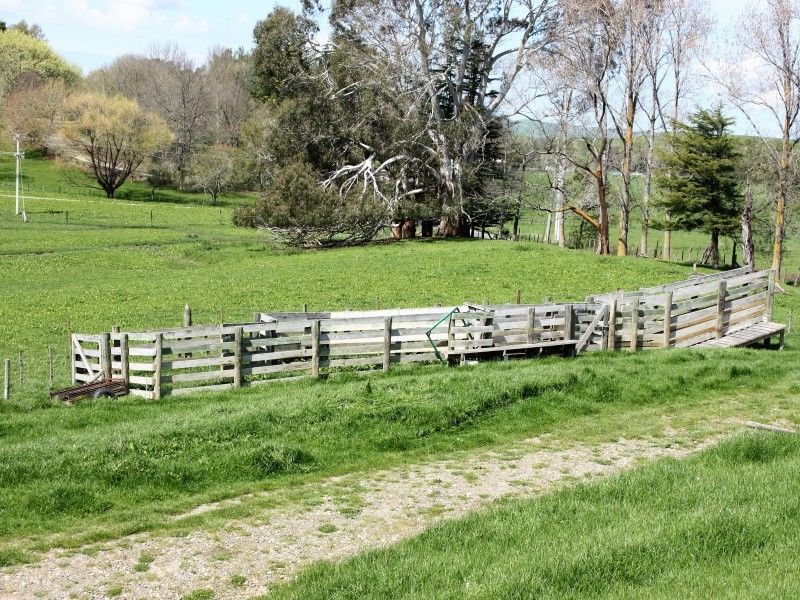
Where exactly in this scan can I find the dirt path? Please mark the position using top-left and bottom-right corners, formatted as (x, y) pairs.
(0, 434), (717, 600)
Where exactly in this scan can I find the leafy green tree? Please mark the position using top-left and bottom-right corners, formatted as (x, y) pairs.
(656, 107), (742, 268)
(60, 93), (173, 198)
(233, 161), (384, 247)
(0, 29), (79, 100)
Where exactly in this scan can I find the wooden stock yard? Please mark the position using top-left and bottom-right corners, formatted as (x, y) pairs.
(70, 269), (784, 400)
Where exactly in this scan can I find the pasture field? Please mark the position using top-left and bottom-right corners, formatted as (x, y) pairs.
(267, 431), (800, 600)
(3, 158), (771, 409)
(1, 156), (799, 596)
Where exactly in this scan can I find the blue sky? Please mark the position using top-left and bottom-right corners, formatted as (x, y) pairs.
(1, 0), (748, 74)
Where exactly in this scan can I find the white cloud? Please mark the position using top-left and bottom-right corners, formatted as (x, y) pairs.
(173, 15), (209, 35)
(62, 0), (182, 33)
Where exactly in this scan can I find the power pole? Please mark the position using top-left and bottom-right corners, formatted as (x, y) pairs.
(13, 133), (25, 218)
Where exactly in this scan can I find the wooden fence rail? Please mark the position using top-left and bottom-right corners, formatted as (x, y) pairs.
(70, 269), (780, 400)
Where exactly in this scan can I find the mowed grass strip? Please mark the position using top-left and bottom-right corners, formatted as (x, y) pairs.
(0, 348), (795, 561)
(265, 431), (800, 600)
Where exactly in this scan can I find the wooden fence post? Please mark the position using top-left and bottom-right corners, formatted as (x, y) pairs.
(383, 317), (392, 372)
(100, 333), (112, 380)
(515, 289), (522, 304)
(154, 333), (163, 400)
(68, 321), (75, 385)
(18, 351), (24, 386)
(527, 307), (536, 344)
(606, 299), (617, 351)
(716, 280), (727, 339)
(121, 334), (130, 385)
(629, 301), (638, 352)
(111, 325), (120, 378)
(767, 269), (776, 322)
(183, 304), (192, 327)
(311, 320), (321, 379)
(663, 291), (673, 348)
(233, 326), (243, 388)
(3, 359), (9, 400)
(563, 304), (573, 341)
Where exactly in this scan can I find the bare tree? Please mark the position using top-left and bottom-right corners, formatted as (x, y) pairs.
(554, 0), (620, 254)
(725, 0), (800, 276)
(609, 0), (654, 256)
(333, 0), (558, 237)
(640, 1), (670, 257)
(206, 47), (253, 146)
(660, 0), (712, 259)
(149, 44), (212, 187)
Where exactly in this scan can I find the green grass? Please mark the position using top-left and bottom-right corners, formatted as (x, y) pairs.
(0, 153), (255, 207)
(265, 431), (800, 599)
(0, 349), (796, 560)
(3, 168), (756, 409)
(1, 154), (799, 593)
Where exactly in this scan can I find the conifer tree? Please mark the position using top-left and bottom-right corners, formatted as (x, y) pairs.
(656, 107), (742, 268)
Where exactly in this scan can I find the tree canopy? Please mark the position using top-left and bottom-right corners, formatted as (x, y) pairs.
(60, 93), (173, 198)
(0, 29), (79, 101)
(656, 107), (742, 267)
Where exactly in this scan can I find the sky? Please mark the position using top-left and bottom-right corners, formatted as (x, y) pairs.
(1, 0), (750, 74)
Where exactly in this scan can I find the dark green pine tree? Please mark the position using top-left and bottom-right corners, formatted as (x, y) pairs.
(656, 107), (742, 268)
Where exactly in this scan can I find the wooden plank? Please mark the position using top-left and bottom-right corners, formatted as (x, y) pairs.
(162, 340), (236, 354)
(630, 301), (638, 352)
(247, 348), (313, 362)
(164, 371), (226, 384)
(128, 375), (155, 386)
(242, 362), (311, 376)
(162, 355), (236, 370)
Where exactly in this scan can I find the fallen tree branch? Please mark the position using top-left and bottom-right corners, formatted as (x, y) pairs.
(744, 421), (796, 434)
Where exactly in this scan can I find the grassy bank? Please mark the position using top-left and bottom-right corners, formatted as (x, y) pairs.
(266, 431), (800, 599)
(0, 348), (796, 563)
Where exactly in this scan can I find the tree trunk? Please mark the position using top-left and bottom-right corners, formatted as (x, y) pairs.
(663, 215), (672, 260)
(401, 219), (416, 238)
(773, 145), (789, 276)
(701, 230), (720, 269)
(597, 170), (610, 255)
(543, 212), (552, 243)
(553, 152), (567, 248)
(742, 182), (755, 270)
(617, 96), (635, 257)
